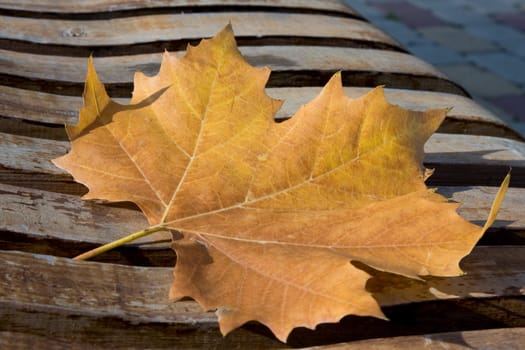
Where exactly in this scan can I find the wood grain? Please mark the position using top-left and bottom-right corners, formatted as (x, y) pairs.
(0, 0), (357, 15)
(1, 182), (523, 253)
(2, 131), (523, 185)
(0, 86), (79, 125)
(273, 87), (520, 139)
(0, 13), (396, 47)
(2, 86), (519, 141)
(0, 249), (523, 347)
(309, 328), (525, 350)
(0, 46), (446, 83)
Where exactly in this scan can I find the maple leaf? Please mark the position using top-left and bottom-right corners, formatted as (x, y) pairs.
(52, 25), (508, 342)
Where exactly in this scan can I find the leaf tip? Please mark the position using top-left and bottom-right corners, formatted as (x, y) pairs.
(86, 54), (98, 82)
(217, 22), (235, 41)
(321, 71), (345, 98)
(482, 170), (511, 232)
(378, 313), (390, 322)
(369, 84), (387, 99)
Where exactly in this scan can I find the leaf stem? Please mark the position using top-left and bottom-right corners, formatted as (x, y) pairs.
(73, 225), (165, 261)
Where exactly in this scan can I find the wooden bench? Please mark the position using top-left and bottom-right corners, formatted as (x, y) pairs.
(1, 1), (524, 348)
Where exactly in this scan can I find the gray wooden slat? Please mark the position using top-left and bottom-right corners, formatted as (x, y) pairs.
(0, 0), (356, 15)
(273, 87), (520, 139)
(1, 131), (522, 178)
(1, 85), (520, 140)
(0, 248), (523, 346)
(424, 133), (525, 166)
(0, 46), (445, 84)
(0, 132), (68, 175)
(276, 87), (501, 123)
(0, 183), (153, 246)
(0, 330), (280, 350)
(1, 132), (523, 191)
(367, 246), (525, 307)
(0, 249), (272, 348)
(0, 13), (396, 47)
(437, 185), (525, 230)
(309, 328), (525, 350)
(4, 328), (525, 350)
(0, 86), (79, 125)
(1, 182), (523, 249)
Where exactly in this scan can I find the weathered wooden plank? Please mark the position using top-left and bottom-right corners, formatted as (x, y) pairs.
(276, 87), (501, 124)
(0, 249), (523, 347)
(0, 46), (447, 84)
(0, 182), (154, 246)
(1, 131), (523, 189)
(1, 183), (523, 256)
(0, 0), (356, 15)
(0, 249), (281, 348)
(273, 87), (520, 140)
(4, 328), (525, 350)
(0, 179), (172, 264)
(364, 246), (525, 306)
(422, 134), (524, 187)
(0, 86), (79, 125)
(0, 132), (67, 175)
(424, 133), (525, 166)
(2, 86), (519, 140)
(308, 328), (525, 350)
(430, 133), (523, 187)
(0, 13), (396, 48)
(437, 186), (525, 231)
(0, 329), (282, 350)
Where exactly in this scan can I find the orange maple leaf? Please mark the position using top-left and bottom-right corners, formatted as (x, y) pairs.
(53, 25), (508, 342)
